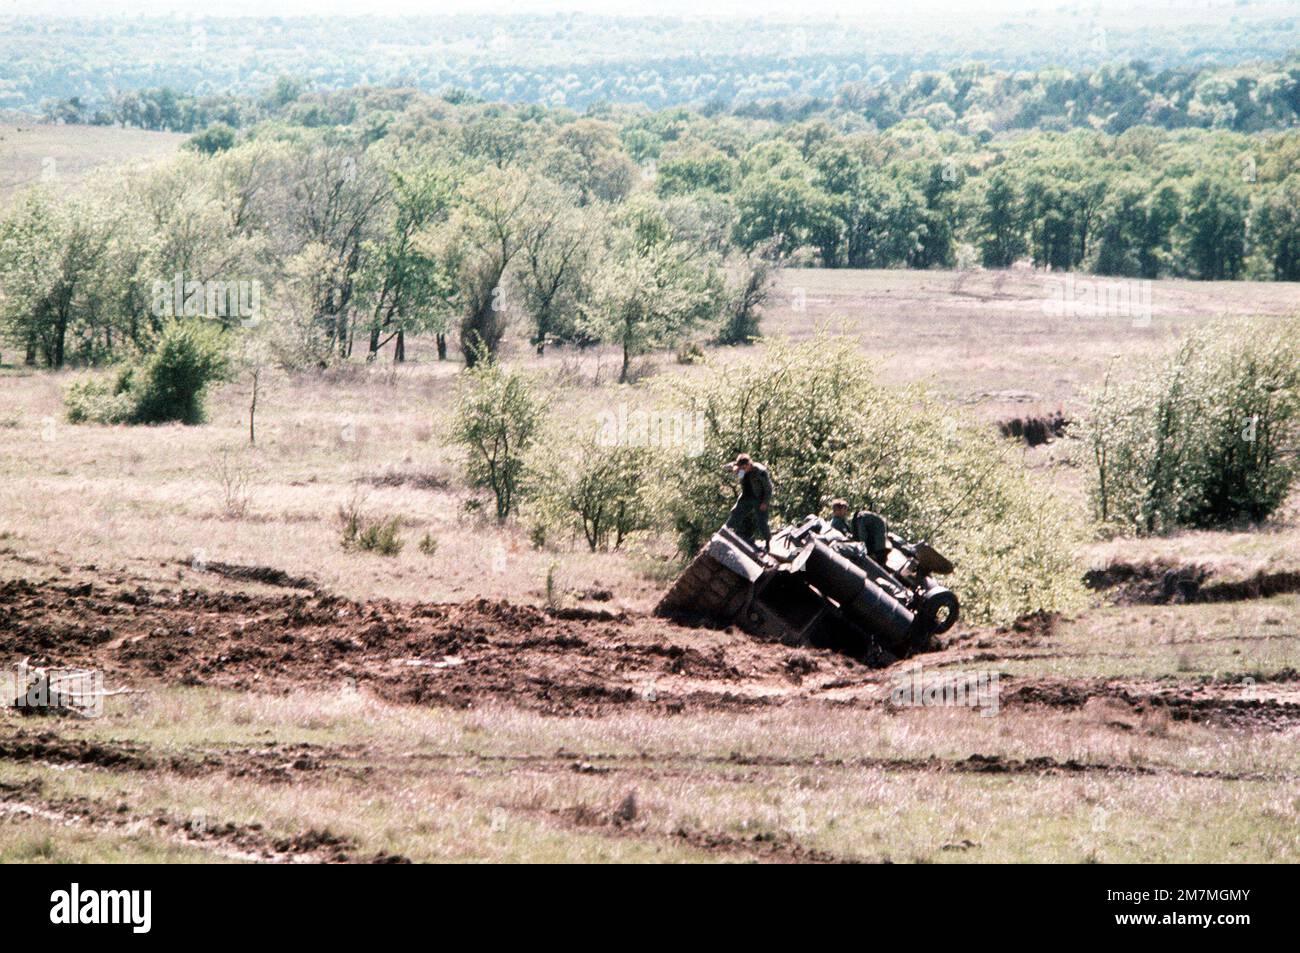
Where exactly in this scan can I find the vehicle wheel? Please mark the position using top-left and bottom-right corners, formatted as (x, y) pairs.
(917, 587), (959, 635)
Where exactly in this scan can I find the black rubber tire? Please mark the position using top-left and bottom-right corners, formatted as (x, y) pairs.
(917, 588), (960, 635)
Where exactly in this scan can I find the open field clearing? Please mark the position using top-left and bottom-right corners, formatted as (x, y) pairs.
(754, 268), (1300, 425)
(0, 124), (185, 207)
(1, 265), (1297, 862)
(2, 269), (1296, 606)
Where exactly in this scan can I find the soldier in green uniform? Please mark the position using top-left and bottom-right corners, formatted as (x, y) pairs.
(826, 499), (889, 562)
(724, 453), (773, 547)
(828, 499), (852, 536)
(852, 507), (889, 562)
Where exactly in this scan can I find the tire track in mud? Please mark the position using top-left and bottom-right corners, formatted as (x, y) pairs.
(0, 729), (372, 784)
(391, 747), (1296, 784)
(0, 730), (1286, 865)
(13, 727), (1283, 790)
(505, 797), (861, 864)
(0, 731), (409, 862)
(0, 732), (856, 863)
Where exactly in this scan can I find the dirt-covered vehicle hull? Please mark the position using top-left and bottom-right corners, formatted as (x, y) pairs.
(655, 516), (959, 661)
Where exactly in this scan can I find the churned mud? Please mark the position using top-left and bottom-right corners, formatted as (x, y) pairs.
(1, 570), (1296, 729)
(1084, 559), (1300, 605)
(0, 559), (1295, 862)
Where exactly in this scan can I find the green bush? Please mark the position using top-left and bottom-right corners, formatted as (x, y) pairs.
(341, 512), (404, 556)
(64, 369), (136, 424)
(1082, 316), (1300, 534)
(449, 362), (545, 521)
(129, 320), (230, 424)
(64, 321), (229, 425)
(534, 440), (656, 551)
(661, 334), (1084, 624)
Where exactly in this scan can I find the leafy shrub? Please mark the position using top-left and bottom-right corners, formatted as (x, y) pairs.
(418, 532), (439, 556)
(186, 123), (237, 155)
(676, 342), (706, 364)
(128, 320), (230, 424)
(356, 518), (404, 556)
(449, 362), (545, 521)
(1082, 317), (1300, 534)
(340, 511), (404, 556)
(64, 370), (135, 424)
(64, 321), (229, 425)
(534, 440), (656, 551)
(661, 334), (1083, 624)
(716, 251), (776, 345)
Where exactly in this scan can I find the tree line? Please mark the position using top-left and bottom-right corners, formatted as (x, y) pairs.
(0, 113), (767, 377)
(10, 9), (1298, 118)
(4, 86), (1298, 376)
(41, 53), (1300, 140)
(44, 74), (1300, 283)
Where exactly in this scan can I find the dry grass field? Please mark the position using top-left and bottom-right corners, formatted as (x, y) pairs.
(1, 236), (1297, 859)
(0, 124), (185, 207)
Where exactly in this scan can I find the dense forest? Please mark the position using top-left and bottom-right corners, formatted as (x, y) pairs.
(4, 6), (1298, 118)
(4, 74), (1298, 377)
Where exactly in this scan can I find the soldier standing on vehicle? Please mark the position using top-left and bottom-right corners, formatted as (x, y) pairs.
(724, 453), (773, 548)
(828, 498), (852, 536)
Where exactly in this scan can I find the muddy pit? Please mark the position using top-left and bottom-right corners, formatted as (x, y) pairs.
(0, 575), (871, 716)
(0, 570), (1296, 729)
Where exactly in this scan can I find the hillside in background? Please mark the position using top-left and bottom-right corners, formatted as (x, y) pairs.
(2, 4), (1297, 118)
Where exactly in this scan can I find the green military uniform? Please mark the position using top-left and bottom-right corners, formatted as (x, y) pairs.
(852, 510), (888, 560)
(829, 514), (852, 536)
(726, 462), (773, 544)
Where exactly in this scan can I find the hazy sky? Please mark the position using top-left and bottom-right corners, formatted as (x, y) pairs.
(4, 0), (1215, 19)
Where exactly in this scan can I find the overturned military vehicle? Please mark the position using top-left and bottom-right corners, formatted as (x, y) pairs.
(655, 514), (959, 660)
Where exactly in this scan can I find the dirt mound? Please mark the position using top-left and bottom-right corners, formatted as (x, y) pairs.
(184, 561), (319, 591)
(1083, 560), (1207, 603)
(0, 576), (868, 716)
(1084, 560), (1300, 605)
(998, 411), (1069, 446)
(997, 610), (1061, 640)
(1005, 678), (1300, 730)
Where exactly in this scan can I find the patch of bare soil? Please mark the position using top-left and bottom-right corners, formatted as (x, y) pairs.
(1084, 559), (1300, 605)
(2, 568), (1293, 729)
(180, 561), (319, 591)
(0, 575), (873, 716)
(1004, 677), (1300, 730)
(0, 731), (152, 770)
